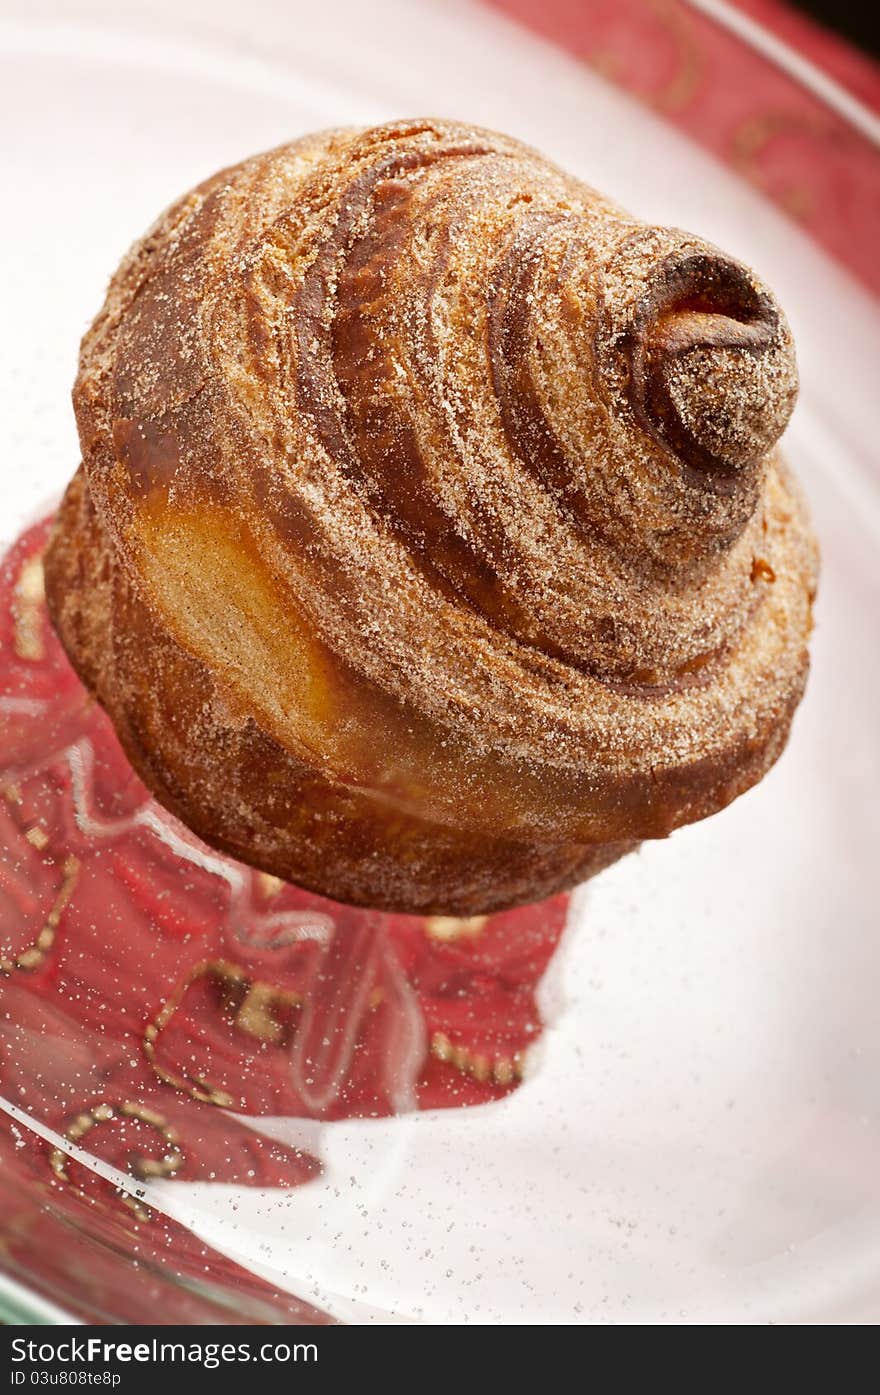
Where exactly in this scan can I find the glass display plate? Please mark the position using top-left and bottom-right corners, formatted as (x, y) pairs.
(1, 0), (878, 1325)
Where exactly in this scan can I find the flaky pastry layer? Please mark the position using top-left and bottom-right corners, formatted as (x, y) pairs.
(45, 120), (817, 913)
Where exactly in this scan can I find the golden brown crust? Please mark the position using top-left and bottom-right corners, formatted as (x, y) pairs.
(44, 119), (818, 914)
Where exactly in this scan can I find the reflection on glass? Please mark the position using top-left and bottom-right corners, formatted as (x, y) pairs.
(0, 519), (569, 1321)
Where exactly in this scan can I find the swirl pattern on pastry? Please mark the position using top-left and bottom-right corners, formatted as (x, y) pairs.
(45, 119), (817, 913)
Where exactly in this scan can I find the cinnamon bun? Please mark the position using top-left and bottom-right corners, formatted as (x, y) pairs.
(45, 120), (818, 914)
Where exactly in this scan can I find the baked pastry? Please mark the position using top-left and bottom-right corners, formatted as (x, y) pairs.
(45, 119), (817, 915)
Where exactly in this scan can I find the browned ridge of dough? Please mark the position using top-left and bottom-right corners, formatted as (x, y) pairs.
(44, 119), (818, 914)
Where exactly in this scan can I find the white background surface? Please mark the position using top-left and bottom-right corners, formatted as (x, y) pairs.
(1, 0), (879, 1323)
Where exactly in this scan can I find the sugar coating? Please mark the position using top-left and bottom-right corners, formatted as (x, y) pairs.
(43, 119), (818, 913)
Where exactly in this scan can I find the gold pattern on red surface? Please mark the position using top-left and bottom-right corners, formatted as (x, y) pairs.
(49, 1100), (184, 1222)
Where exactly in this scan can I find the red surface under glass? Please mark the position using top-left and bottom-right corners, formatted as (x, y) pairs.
(483, 0), (880, 296)
(0, 519), (570, 1323)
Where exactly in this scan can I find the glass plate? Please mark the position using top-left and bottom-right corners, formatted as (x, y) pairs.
(1, 0), (878, 1325)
